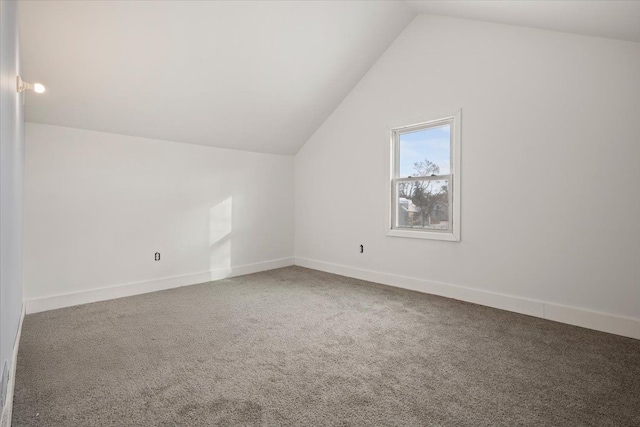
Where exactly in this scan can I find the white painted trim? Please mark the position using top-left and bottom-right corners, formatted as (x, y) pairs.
(294, 257), (640, 340)
(0, 303), (25, 427)
(543, 303), (640, 340)
(25, 257), (294, 314)
(386, 228), (460, 241)
(295, 257), (543, 317)
(386, 109), (462, 242)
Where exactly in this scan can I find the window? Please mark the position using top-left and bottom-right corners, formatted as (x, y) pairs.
(387, 111), (461, 241)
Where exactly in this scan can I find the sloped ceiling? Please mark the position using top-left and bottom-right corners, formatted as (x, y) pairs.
(406, 1), (640, 43)
(19, 1), (415, 154)
(20, 1), (639, 155)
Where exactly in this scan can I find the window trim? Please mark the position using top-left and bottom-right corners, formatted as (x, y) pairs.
(386, 110), (461, 242)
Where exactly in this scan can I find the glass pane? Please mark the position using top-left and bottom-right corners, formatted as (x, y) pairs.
(399, 123), (451, 178)
(396, 179), (450, 231)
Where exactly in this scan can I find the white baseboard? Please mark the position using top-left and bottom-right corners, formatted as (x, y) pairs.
(543, 303), (640, 340)
(0, 303), (25, 427)
(295, 257), (640, 340)
(25, 257), (294, 314)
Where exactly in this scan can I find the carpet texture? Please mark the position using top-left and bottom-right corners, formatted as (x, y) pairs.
(12, 266), (640, 426)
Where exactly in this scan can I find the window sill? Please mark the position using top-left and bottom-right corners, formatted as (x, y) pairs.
(386, 229), (460, 242)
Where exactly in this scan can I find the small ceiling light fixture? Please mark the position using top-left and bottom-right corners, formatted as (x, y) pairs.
(16, 76), (46, 94)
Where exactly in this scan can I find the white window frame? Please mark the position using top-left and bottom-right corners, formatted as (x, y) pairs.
(386, 110), (461, 242)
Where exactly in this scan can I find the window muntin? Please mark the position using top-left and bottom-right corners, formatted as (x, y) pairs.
(389, 114), (459, 241)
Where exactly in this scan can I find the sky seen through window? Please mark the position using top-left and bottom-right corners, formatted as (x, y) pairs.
(399, 124), (450, 177)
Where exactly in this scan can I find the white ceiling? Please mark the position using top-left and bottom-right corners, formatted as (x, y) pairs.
(406, 1), (640, 43)
(19, 1), (414, 155)
(20, 1), (640, 155)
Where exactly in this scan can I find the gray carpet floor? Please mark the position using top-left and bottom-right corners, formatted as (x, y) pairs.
(12, 266), (640, 426)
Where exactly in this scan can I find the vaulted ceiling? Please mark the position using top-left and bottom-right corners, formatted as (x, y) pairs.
(406, 1), (640, 43)
(19, 1), (640, 155)
(19, 1), (414, 154)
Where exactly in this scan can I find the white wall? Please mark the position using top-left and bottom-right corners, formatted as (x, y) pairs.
(295, 15), (640, 337)
(24, 123), (294, 311)
(0, 0), (24, 415)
